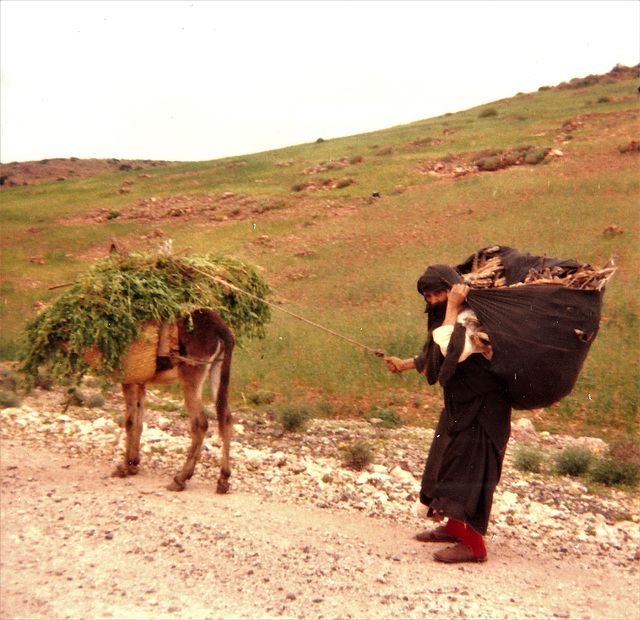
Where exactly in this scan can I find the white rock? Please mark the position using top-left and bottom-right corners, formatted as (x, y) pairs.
(567, 436), (609, 456)
(157, 416), (172, 431)
(502, 490), (519, 507)
(372, 490), (389, 503)
(390, 466), (416, 483)
(511, 418), (538, 442)
(245, 456), (262, 470)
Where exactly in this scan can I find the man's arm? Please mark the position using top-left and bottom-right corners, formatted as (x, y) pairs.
(384, 356), (416, 373)
(442, 283), (469, 326)
(385, 284), (470, 375)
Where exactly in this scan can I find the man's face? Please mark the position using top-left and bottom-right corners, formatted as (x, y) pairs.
(423, 290), (449, 306)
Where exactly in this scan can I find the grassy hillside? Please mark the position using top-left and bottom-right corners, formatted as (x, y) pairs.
(1, 66), (638, 441)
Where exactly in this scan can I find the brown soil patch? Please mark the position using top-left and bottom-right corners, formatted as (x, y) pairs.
(0, 158), (174, 188)
(59, 191), (360, 231)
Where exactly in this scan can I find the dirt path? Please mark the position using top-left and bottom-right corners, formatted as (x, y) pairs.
(1, 439), (638, 620)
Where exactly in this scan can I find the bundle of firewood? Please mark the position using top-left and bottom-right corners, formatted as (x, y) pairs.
(521, 262), (616, 291)
(461, 246), (615, 291)
(461, 246), (507, 289)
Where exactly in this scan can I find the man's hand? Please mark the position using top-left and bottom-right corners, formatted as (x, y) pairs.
(448, 283), (470, 307)
(384, 356), (415, 374)
(385, 356), (403, 373)
(442, 283), (470, 327)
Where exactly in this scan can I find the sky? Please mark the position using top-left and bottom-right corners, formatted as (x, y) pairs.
(1, 0), (638, 163)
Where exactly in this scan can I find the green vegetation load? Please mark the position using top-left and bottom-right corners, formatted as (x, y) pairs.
(21, 252), (271, 383)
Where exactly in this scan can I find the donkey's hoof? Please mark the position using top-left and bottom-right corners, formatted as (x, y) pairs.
(112, 464), (127, 478)
(167, 477), (186, 492)
(216, 478), (230, 494)
(113, 463), (139, 478)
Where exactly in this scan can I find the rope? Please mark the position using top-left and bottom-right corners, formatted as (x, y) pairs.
(191, 268), (386, 356)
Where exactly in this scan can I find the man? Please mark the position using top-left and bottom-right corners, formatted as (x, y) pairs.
(385, 264), (512, 564)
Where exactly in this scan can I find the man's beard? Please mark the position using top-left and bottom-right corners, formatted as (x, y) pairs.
(426, 300), (447, 331)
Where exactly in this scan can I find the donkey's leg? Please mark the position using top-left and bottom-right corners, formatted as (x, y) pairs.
(210, 359), (232, 494)
(113, 383), (146, 477)
(167, 364), (209, 492)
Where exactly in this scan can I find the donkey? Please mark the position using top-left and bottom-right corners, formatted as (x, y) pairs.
(112, 308), (235, 493)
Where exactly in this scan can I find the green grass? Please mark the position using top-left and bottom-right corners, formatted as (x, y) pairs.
(2, 68), (639, 439)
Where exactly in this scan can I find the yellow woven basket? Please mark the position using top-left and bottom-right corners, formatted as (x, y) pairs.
(83, 321), (160, 384)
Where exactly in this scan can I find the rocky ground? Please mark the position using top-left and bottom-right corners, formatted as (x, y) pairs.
(1, 385), (638, 620)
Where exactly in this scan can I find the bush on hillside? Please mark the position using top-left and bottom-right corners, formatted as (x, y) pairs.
(590, 458), (640, 487)
(366, 407), (403, 429)
(555, 446), (593, 477)
(513, 444), (545, 474)
(277, 404), (311, 433)
(343, 440), (374, 471)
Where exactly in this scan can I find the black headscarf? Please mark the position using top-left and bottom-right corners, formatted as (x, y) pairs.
(415, 264), (466, 386)
(417, 264), (464, 295)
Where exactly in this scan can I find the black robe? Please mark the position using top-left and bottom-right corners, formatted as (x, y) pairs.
(414, 324), (511, 536)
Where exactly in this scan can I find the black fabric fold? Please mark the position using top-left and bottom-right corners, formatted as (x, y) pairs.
(466, 285), (601, 409)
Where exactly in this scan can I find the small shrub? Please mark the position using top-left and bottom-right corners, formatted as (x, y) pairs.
(513, 444), (545, 473)
(277, 404), (311, 432)
(0, 390), (20, 409)
(471, 148), (502, 163)
(590, 459), (640, 487)
(479, 108), (498, 118)
(348, 155), (364, 165)
(335, 177), (355, 189)
(315, 137), (325, 144)
(106, 209), (120, 220)
(366, 407), (403, 429)
(0, 367), (20, 392)
(555, 446), (593, 477)
(34, 370), (55, 391)
(503, 152), (520, 166)
(249, 389), (276, 406)
(344, 440), (374, 471)
(476, 156), (503, 171)
(292, 182), (307, 192)
(85, 393), (106, 409)
(524, 147), (551, 165)
(67, 388), (87, 407)
(597, 96), (612, 104)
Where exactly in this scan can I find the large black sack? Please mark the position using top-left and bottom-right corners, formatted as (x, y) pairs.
(466, 285), (602, 409)
(457, 247), (604, 410)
